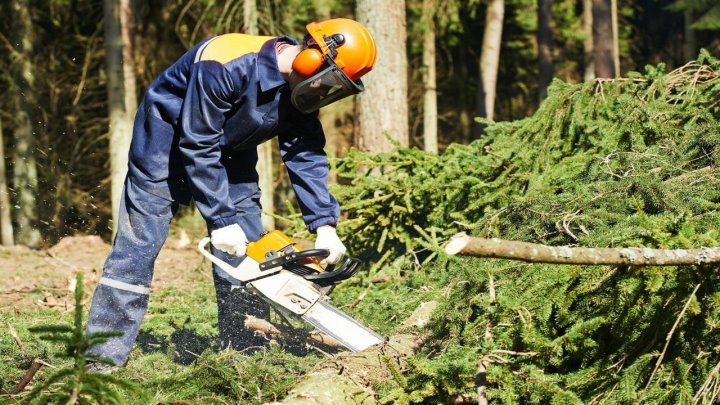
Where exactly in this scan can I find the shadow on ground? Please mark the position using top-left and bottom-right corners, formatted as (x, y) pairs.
(137, 328), (216, 365)
(137, 324), (338, 365)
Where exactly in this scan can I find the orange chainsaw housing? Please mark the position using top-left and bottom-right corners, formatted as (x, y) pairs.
(246, 230), (323, 272)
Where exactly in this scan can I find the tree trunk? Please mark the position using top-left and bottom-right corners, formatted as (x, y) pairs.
(538, 0), (554, 101)
(583, 0), (595, 81)
(459, 45), (473, 142)
(354, 0), (409, 152)
(611, 0), (620, 76)
(476, 0), (504, 122)
(244, 0), (275, 230)
(0, 116), (14, 246)
(104, 0), (137, 236)
(11, 0), (41, 248)
(422, 0), (438, 154)
(445, 233), (720, 267)
(683, 10), (697, 62)
(592, 0), (614, 78)
(273, 301), (437, 404)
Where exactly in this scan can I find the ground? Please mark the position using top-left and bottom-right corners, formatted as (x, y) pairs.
(1, 233), (204, 313)
(0, 228), (419, 403)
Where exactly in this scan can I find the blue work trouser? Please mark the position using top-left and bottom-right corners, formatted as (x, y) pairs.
(86, 169), (270, 366)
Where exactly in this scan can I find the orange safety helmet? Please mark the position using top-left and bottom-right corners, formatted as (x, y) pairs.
(293, 18), (377, 80)
(290, 18), (377, 113)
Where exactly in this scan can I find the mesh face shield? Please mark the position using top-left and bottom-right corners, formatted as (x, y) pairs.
(291, 56), (365, 114)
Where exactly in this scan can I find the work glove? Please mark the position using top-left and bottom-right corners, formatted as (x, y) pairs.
(315, 225), (346, 265)
(210, 223), (248, 257)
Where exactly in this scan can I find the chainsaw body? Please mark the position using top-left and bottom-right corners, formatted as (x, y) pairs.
(198, 230), (383, 352)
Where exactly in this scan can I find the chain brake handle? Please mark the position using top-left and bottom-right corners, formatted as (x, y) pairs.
(258, 248), (362, 287)
(258, 249), (329, 271)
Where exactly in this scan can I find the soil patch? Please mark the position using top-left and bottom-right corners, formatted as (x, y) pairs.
(0, 235), (208, 313)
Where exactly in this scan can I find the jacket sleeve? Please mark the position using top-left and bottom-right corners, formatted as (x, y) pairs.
(278, 111), (340, 232)
(179, 61), (238, 230)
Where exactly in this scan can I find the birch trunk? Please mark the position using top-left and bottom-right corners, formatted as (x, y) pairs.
(476, 0), (504, 122)
(0, 116), (14, 245)
(422, 0), (438, 154)
(11, 0), (41, 247)
(355, 0), (409, 152)
(104, 0), (136, 236)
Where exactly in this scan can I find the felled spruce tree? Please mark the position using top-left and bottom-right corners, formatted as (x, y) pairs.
(334, 51), (720, 404)
(25, 272), (146, 404)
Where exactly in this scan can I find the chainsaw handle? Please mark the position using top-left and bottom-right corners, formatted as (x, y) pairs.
(259, 248), (330, 271)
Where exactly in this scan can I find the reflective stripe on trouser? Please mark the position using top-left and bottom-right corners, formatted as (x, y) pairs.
(86, 167), (270, 366)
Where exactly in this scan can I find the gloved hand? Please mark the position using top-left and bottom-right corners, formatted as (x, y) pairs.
(210, 223), (248, 256)
(315, 225), (347, 265)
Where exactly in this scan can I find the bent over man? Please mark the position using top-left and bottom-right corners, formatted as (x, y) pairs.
(85, 18), (377, 368)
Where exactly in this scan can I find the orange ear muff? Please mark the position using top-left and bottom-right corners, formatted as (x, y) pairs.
(292, 48), (324, 77)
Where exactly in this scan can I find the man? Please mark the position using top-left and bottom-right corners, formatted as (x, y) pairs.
(85, 18), (377, 369)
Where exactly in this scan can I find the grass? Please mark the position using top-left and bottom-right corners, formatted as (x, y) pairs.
(0, 279), (323, 404)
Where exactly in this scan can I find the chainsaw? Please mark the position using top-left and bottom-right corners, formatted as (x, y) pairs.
(198, 230), (384, 352)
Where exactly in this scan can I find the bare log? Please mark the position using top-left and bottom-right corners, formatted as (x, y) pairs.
(445, 232), (720, 266)
(244, 315), (344, 349)
(270, 301), (438, 404)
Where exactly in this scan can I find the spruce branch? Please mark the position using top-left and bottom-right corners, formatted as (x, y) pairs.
(445, 232), (720, 266)
(693, 360), (720, 404)
(645, 282), (702, 389)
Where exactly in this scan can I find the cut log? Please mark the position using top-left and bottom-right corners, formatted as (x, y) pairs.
(445, 232), (720, 266)
(244, 315), (344, 349)
(269, 301), (438, 404)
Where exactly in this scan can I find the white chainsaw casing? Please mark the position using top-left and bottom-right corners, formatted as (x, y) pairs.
(198, 236), (385, 352)
(247, 271), (321, 315)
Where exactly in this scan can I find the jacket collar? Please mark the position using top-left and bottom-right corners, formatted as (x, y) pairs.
(257, 35), (298, 92)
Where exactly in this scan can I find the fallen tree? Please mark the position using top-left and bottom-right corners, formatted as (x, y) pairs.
(445, 232), (720, 266)
(270, 301), (437, 405)
(328, 55), (720, 403)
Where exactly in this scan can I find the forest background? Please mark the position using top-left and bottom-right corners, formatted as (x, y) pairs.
(1, 0), (719, 247)
(2, 0), (720, 403)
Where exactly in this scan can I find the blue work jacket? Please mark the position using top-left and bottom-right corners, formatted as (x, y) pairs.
(127, 34), (339, 232)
